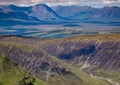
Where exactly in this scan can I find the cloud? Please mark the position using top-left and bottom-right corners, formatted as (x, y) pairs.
(0, 0), (120, 7)
(103, 0), (118, 3)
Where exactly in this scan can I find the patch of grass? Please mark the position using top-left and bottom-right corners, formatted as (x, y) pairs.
(34, 78), (48, 85)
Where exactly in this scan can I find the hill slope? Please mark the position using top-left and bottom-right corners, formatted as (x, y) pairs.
(39, 34), (120, 70)
(38, 34), (120, 83)
(0, 35), (111, 85)
(0, 53), (47, 85)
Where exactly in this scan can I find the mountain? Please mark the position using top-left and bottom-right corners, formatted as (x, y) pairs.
(91, 6), (120, 21)
(0, 4), (66, 26)
(29, 4), (64, 20)
(52, 6), (94, 20)
(1, 4), (120, 22)
(0, 5), (38, 20)
(0, 4), (30, 12)
(0, 5), (40, 27)
(0, 5), (39, 26)
(0, 35), (111, 85)
(52, 5), (120, 21)
(0, 4), (64, 21)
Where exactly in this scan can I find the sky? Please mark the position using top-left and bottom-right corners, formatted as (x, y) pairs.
(0, 0), (120, 7)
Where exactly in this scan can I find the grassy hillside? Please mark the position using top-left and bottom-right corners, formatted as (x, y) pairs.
(0, 53), (47, 85)
(0, 35), (111, 85)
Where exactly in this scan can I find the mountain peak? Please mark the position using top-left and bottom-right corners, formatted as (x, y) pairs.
(34, 4), (48, 8)
(30, 4), (63, 20)
(33, 4), (52, 12)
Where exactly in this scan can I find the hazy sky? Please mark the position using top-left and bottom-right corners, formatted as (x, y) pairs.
(0, 0), (120, 7)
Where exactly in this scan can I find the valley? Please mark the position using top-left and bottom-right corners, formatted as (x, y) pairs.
(0, 24), (120, 38)
(0, 4), (120, 38)
(0, 3), (120, 85)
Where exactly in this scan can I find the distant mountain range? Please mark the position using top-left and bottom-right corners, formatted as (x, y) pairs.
(0, 4), (65, 21)
(52, 6), (120, 21)
(0, 4), (120, 22)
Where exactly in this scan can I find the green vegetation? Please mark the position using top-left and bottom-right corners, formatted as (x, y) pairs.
(34, 79), (48, 85)
(0, 53), (47, 85)
(0, 53), (23, 85)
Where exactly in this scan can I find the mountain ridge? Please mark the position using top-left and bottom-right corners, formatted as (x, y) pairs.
(0, 4), (120, 22)
(29, 4), (65, 20)
(52, 5), (120, 21)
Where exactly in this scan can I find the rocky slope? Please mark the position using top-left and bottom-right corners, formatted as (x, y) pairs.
(38, 34), (120, 83)
(0, 35), (111, 85)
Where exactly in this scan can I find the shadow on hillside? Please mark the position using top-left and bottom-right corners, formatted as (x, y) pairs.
(59, 45), (96, 60)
